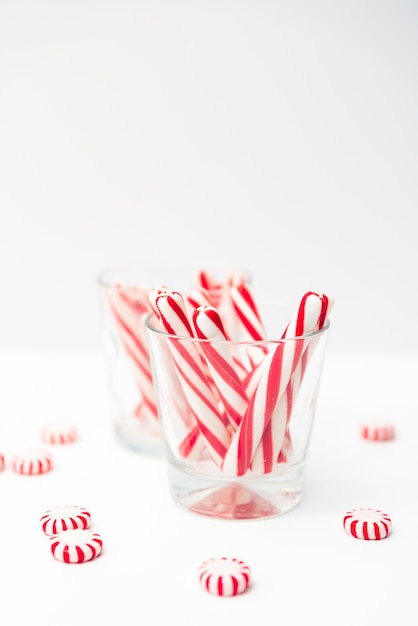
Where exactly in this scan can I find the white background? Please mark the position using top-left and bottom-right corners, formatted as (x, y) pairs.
(1, 4), (417, 624)
(1, 0), (417, 353)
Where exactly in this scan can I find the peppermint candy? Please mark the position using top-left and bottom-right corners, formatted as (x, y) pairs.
(41, 424), (78, 445)
(360, 424), (395, 442)
(49, 529), (103, 563)
(12, 449), (53, 475)
(343, 508), (392, 540)
(40, 505), (91, 536)
(198, 557), (251, 596)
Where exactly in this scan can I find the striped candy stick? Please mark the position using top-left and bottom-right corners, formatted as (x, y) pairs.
(191, 295), (249, 383)
(217, 271), (247, 340)
(275, 293), (334, 462)
(148, 285), (170, 317)
(194, 269), (214, 291)
(156, 292), (231, 461)
(251, 292), (331, 473)
(222, 294), (316, 478)
(251, 293), (333, 474)
(221, 343), (293, 476)
(151, 287), (231, 457)
(155, 292), (231, 466)
(148, 286), (204, 456)
(178, 423), (207, 460)
(229, 281), (268, 368)
(185, 287), (213, 320)
(192, 306), (249, 431)
(222, 292), (326, 477)
(193, 269), (247, 338)
(229, 280), (266, 342)
(178, 301), (249, 456)
(106, 285), (158, 421)
(182, 292), (234, 418)
(194, 269), (224, 307)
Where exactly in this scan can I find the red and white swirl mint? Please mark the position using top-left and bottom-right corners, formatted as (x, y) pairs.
(41, 423), (78, 445)
(50, 529), (103, 563)
(343, 508), (392, 540)
(40, 505), (91, 535)
(12, 449), (53, 475)
(360, 424), (395, 442)
(198, 557), (251, 596)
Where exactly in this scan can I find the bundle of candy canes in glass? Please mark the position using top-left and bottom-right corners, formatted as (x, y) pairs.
(100, 268), (249, 452)
(146, 277), (333, 477)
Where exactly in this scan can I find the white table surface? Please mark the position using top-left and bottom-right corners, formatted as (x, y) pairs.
(0, 350), (416, 626)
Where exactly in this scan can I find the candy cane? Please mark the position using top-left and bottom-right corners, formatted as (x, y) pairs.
(250, 293), (333, 474)
(272, 294), (334, 464)
(152, 287), (232, 452)
(107, 286), (158, 421)
(185, 287), (213, 319)
(229, 281), (266, 342)
(229, 281), (268, 369)
(148, 285), (170, 317)
(192, 306), (249, 431)
(193, 269), (247, 336)
(155, 292), (231, 466)
(148, 286), (205, 455)
(193, 269), (223, 307)
(178, 423), (207, 460)
(222, 292), (328, 476)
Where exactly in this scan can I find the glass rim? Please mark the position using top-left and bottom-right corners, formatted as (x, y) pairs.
(97, 265), (151, 289)
(145, 311), (331, 345)
(97, 264), (252, 290)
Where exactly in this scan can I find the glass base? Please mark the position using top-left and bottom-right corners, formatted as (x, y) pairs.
(167, 461), (305, 520)
(114, 417), (163, 456)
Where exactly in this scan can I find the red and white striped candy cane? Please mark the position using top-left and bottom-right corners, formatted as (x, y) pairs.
(217, 271), (247, 340)
(152, 287), (230, 458)
(272, 293), (334, 464)
(222, 292), (327, 476)
(178, 423), (207, 460)
(192, 306), (249, 431)
(185, 287), (213, 319)
(107, 285), (159, 421)
(193, 269), (246, 331)
(164, 290), (229, 409)
(148, 286), (204, 455)
(155, 292), (231, 466)
(148, 285), (170, 317)
(229, 281), (266, 342)
(193, 269), (223, 307)
(229, 281), (268, 369)
(190, 292), (249, 380)
(250, 293), (333, 474)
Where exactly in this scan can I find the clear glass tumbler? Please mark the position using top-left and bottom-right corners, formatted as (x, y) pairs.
(146, 300), (331, 519)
